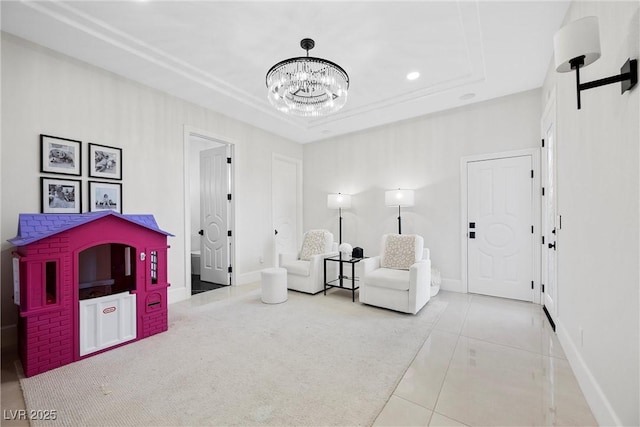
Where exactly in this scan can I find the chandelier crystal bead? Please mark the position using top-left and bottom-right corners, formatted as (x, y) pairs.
(266, 38), (349, 117)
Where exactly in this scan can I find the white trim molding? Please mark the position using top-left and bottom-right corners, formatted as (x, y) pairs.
(556, 321), (623, 426)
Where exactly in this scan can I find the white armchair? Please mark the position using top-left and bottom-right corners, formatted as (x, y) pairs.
(359, 234), (431, 314)
(279, 229), (339, 294)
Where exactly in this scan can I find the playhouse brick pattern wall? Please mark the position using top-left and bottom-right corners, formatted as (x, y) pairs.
(18, 236), (74, 377)
(10, 212), (172, 377)
(142, 305), (168, 338)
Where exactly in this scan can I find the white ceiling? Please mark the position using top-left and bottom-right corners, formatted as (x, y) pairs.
(1, 0), (570, 144)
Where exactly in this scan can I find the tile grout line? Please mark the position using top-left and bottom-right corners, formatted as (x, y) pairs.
(457, 307), (567, 361)
(427, 296), (473, 422)
(372, 300), (451, 425)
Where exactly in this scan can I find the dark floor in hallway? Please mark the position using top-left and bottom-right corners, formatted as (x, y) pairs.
(191, 275), (226, 295)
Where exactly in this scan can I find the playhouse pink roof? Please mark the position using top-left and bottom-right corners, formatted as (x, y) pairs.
(8, 211), (173, 246)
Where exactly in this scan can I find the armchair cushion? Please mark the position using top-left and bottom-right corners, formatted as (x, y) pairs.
(280, 259), (310, 277)
(381, 234), (424, 270)
(364, 268), (410, 291)
(299, 229), (333, 261)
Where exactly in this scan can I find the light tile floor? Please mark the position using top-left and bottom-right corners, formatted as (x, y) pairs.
(1, 287), (597, 426)
(374, 291), (598, 426)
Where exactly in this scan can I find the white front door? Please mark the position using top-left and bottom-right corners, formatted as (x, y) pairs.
(272, 155), (301, 266)
(467, 155), (534, 301)
(200, 145), (229, 284)
(542, 95), (558, 324)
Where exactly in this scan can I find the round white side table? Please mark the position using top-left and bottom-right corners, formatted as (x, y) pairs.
(261, 267), (288, 304)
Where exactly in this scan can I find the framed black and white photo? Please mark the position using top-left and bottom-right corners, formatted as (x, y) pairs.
(41, 177), (82, 214)
(40, 134), (82, 176)
(89, 181), (122, 213)
(88, 143), (122, 180)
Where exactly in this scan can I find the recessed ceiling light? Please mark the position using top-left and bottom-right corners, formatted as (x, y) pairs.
(459, 93), (476, 100)
(406, 71), (420, 81)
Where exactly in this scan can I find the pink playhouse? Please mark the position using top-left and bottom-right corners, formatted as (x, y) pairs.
(9, 211), (173, 377)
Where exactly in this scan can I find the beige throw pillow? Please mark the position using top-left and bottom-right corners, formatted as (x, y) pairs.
(299, 230), (329, 261)
(381, 234), (416, 270)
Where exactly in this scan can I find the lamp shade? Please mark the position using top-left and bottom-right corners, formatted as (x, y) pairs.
(385, 189), (415, 207)
(554, 16), (601, 72)
(327, 193), (352, 209)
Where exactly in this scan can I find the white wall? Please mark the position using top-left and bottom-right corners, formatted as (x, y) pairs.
(303, 89), (541, 292)
(540, 2), (639, 425)
(0, 34), (302, 347)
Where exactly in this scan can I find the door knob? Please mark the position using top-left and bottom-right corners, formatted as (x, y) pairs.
(548, 242), (556, 250)
(274, 229), (279, 235)
(198, 230), (204, 236)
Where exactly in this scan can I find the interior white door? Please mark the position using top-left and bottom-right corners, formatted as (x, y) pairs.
(272, 155), (301, 266)
(542, 98), (558, 324)
(467, 155), (534, 301)
(200, 145), (229, 284)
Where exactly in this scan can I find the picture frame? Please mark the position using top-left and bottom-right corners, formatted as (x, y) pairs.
(88, 143), (122, 180)
(41, 177), (82, 214)
(89, 181), (122, 213)
(40, 134), (82, 176)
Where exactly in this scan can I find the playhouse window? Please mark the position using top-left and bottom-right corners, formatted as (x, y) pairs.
(150, 251), (158, 285)
(78, 243), (136, 300)
(45, 261), (57, 305)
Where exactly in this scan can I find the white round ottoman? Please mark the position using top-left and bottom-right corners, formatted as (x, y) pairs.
(261, 267), (288, 304)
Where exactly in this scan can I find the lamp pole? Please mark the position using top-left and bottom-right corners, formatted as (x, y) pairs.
(339, 207), (343, 244)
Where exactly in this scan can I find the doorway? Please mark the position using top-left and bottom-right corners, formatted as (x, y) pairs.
(461, 149), (540, 302)
(184, 128), (235, 297)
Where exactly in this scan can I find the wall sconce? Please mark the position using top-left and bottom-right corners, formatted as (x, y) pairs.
(554, 16), (637, 110)
(385, 189), (414, 234)
(327, 193), (351, 244)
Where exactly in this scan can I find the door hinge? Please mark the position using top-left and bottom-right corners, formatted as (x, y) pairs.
(542, 284), (545, 293)
(228, 265), (233, 273)
(227, 193), (232, 201)
(542, 236), (545, 245)
(542, 187), (545, 196)
(227, 157), (232, 164)
(542, 138), (545, 148)
(227, 230), (232, 237)
(531, 170), (534, 178)
(531, 281), (534, 290)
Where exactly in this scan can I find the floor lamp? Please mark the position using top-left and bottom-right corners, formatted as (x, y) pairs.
(385, 189), (414, 234)
(327, 193), (352, 244)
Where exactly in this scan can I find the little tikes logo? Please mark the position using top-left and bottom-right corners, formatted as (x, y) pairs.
(103, 307), (116, 314)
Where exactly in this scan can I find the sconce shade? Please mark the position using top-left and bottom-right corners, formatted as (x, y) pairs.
(327, 193), (352, 209)
(554, 16), (601, 72)
(385, 189), (415, 207)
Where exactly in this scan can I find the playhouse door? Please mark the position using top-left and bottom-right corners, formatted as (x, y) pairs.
(79, 292), (136, 356)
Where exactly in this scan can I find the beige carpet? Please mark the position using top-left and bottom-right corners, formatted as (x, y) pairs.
(20, 288), (447, 426)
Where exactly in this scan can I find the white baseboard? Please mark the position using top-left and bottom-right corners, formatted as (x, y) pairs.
(556, 321), (621, 426)
(168, 287), (190, 304)
(440, 278), (464, 293)
(237, 270), (261, 286)
(1, 325), (17, 350)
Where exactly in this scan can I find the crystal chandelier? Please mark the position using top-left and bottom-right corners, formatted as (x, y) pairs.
(266, 38), (350, 117)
